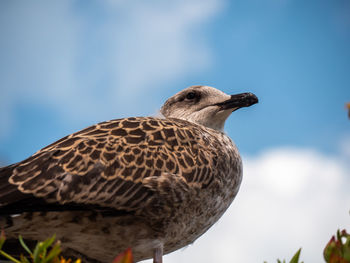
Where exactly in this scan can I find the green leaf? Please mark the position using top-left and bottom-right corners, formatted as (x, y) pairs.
(289, 248), (302, 263)
(33, 241), (44, 263)
(20, 254), (31, 263)
(31, 235), (57, 263)
(0, 250), (22, 263)
(41, 235), (57, 260)
(42, 242), (61, 263)
(0, 230), (6, 250)
(42, 235), (56, 251)
(18, 235), (33, 256)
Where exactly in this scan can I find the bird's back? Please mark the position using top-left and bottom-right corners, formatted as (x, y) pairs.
(0, 116), (242, 262)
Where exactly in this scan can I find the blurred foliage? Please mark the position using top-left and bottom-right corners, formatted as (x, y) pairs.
(2, 226), (350, 263)
(265, 227), (350, 263)
(324, 229), (350, 263)
(0, 231), (71, 263)
(0, 231), (133, 263)
(264, 248), (303, 263)
(112, 248), (133, 263)
(0, 231), (78, 263)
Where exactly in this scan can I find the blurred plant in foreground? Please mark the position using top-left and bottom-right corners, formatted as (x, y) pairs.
(264, 248), (303, 263)
(112, 248), (133, 263)
(0, 230), (73, 263)
(2, 227), (350, 263)
(266, 228), (350, 263)
(0, 231), (133, 263)
(324, 229), (350, 263)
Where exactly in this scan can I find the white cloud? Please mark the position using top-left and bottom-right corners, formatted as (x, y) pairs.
(0, 0), (224, 140)
(141, 147), (350, 263)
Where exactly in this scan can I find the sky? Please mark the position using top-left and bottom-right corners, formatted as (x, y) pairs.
(0, 0), (349, 262)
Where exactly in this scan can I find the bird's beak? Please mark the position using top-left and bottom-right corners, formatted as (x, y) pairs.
(214, 92), (258, 111)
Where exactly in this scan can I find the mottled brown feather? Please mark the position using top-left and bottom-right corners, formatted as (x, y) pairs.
(1, 117), (231, 216)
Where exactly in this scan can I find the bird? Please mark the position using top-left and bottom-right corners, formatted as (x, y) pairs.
(0, 85), (258, 263)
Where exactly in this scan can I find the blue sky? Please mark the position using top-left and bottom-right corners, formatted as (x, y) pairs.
(0, 0), (349, 162)
(0, 1), (350, 262)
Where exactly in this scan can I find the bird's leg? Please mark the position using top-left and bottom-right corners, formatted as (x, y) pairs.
(153, 245), (163, 263)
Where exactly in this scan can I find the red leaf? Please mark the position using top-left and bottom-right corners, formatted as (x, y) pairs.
(112, 248), (134, 263)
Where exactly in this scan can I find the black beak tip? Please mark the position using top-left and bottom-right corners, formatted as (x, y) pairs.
(247, 92), (259, 106)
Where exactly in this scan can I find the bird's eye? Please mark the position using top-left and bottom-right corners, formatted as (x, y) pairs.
(186, 92), (196, 100)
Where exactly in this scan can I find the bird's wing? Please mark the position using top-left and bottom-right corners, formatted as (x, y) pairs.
(0, 117), (219, 215)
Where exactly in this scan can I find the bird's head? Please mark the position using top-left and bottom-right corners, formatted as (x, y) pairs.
(160, 85), (258, 131)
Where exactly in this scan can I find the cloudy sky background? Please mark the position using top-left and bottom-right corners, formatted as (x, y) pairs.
(0, 0), (349, 262)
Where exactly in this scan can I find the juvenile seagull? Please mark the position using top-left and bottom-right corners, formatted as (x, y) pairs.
(0, 86), (258, 263)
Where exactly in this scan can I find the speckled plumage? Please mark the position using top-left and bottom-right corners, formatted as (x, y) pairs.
(0, 86), (258, 263)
